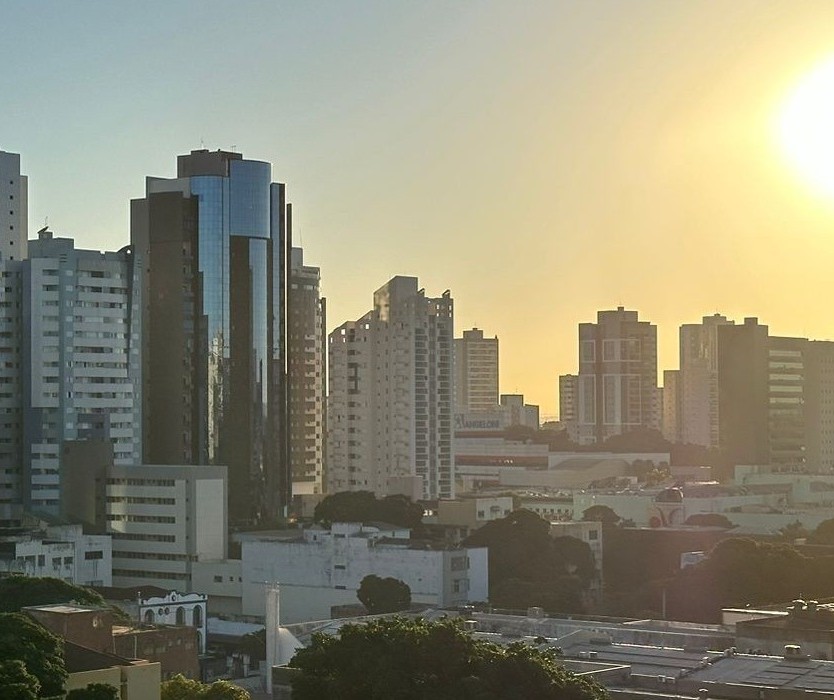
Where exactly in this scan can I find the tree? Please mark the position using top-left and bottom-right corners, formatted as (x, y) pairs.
(0, 613), (66, 698)
(357, 575), (411, 614)
(463, 510), (594, 614)
(289, 617), (608, 700)
(582, 505), (621, 526)
(684, 513), (734, 528)
(66, 684), (120, 700)
(809, 518), (834, 544)
(239, 628), (265, 661)
(313, 491), (423, 529)
(0, 660), (40, 700)
(0, 576), (105, 613)
(161, 675), (250, 700)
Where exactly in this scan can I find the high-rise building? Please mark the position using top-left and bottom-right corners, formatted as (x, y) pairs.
(576, 307), (659, 445)
(805, 341), (834, 470)
(4, 229), (142, 518)
(131, 150), (291, 524)
(0, 150), (27, 262)
(328, 276), (454, 500)
(679, 314), (734, 448)
(558, 374), (579, 442)
(661, 369), (681, 443)
(454, 328), (498, 413)
(499, 394), (539, 429)
(288, 247), (325, 495)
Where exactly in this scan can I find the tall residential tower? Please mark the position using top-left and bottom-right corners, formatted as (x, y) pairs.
(328, 277), (454, 500)
(454, 328), (499, 413)
(0, 151), (27, 262)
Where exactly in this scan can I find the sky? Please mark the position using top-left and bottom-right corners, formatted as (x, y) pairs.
(5, 0), (834, 417)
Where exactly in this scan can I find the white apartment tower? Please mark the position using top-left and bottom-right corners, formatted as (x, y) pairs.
(0, 151), (27, 262)
(679, 314), (734, 448)
(577, 307), (659, 445)
(455, 328), (499, 413)
(328, 276), (454, 500)
(289, 247), (326, 495)
(19, 229), (142, 516)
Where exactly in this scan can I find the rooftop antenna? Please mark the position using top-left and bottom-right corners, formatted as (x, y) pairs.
(230, 144), (238, 153)
(200, 137), (205, 149)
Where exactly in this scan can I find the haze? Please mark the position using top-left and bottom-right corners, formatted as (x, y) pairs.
(4, 0), (834, 416)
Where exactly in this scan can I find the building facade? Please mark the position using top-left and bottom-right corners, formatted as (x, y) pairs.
(576, 307), (659, 445)
(661, 369), (681, 443)
(12, 230), (142, 518)
(0, 150), (27, 262)
(679, 314), (734, 448)
(558, 374), (579, 441)
(288, 247), (325, 495)
(240, 522), (488, 623)
(131, 149), (291, 524)
(328, 276), (454, 500)
(454, 328), (499, 413)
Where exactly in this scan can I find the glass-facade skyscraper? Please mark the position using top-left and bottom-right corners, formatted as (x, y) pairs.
(131, 150), (290, 524)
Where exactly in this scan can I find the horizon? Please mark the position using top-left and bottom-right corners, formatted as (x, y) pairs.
(6, 0), (834, 416)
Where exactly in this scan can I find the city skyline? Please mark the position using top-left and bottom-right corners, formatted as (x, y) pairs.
(8, 1), (834, 415)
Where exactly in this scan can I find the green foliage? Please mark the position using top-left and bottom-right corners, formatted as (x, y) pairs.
(357, 575), (411, 614)
(0, 660), (40, 700)
(684, 513), (734, 528)
(809, 518), (834, 544)
(66, 683), (120, 700)
(581, 505), (621, 525)
(289, 616), (608, 700)
(463, 510), (595, 614)
(780, 520), (809, 542)
(313, 491), (423, 529)
(239, 628), (265, 661)
(665, 537), (829, 622)
(0, 612), (67, 698)
(161, 675), (250, 700)
(0, 575), (105, 613)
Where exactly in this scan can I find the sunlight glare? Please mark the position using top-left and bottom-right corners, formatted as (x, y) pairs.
(779, 55), (834, 199)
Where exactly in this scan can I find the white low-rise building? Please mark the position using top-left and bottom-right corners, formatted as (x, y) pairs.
(0, 523), (111, 586)
(240, 522), (488, 624)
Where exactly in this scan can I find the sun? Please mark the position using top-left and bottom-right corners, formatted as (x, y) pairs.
(778, 55), (834, 199)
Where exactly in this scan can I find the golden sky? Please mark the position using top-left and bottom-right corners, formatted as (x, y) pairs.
(6, 1), (834, 416)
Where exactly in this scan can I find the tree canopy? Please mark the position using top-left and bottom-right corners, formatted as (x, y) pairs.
(0, 660), (40, 700)
(463, 510), (595, 613)
(0, 613), (67, 699)
(357, 575), (411, 614)
(66, 684), (120, 700)
(313, 491), (424, 529)
(289, 616), (609, 700)
(0, 576), (105, 614)
(808, 517), (834, 545)
(684, 513), (734, 528)
(581, 505), (621, 526)
(161, 675), (250, 700)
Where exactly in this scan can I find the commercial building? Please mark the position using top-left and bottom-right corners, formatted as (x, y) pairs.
(0, 523), (112, 586)
(131, 149), (291, 524)
(454, 328), (498, 413)
(576, 307), (659, 445)
(240, 522), (488, 623)
(328, 276), (454, 500)
(288, 247), (326, 495)
(0, 150), (27, 261)
(499, 393), (539, 429)
(2, 229), (142, 519)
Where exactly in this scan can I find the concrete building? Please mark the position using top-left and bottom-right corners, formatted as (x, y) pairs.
(679, 313), (734, 448)
(454, 328), (498, 413)
(661, 369), (681, 443)
(66, 460), (228, 590)
(7, 229), (142, 518)
(576, 307), (659, 445)
(558, 374), (579, 442)
(240, 522), (488, 623)
(131, 149), (292, 524)
(432, 495), (514, 537)
(499, 393), (539, 429)
(0, 523), (111, 586)
(328, 276), (454, 500)
(0, 150), (27, 262)
(288, 247), (326, 496)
